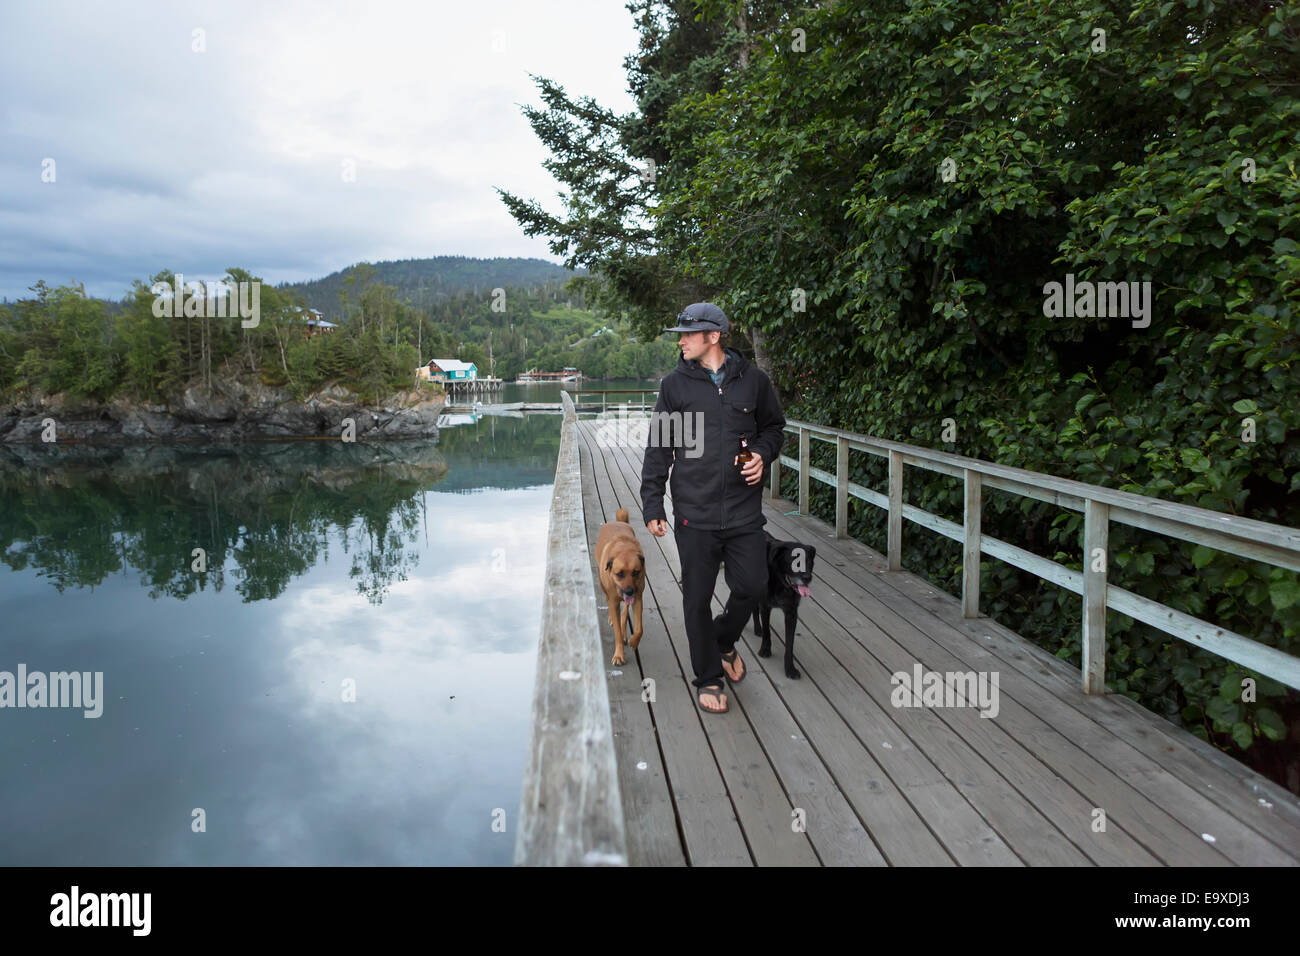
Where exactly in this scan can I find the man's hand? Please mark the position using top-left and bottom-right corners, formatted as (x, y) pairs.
(646, 519), (668, 537)
(735, 451), (764, 486)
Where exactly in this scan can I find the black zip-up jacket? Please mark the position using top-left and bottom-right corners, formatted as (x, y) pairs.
(640, 348), (786, 531)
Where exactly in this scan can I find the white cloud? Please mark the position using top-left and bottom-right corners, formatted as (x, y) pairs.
(0, 0), (640, 298)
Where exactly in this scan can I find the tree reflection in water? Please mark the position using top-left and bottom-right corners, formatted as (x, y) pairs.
(0, 441), (445, 605)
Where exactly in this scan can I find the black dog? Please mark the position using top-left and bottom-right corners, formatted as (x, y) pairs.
(751, 531), (815, 679)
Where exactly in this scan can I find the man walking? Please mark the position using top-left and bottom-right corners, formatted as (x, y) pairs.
(641, 302), (786, 713)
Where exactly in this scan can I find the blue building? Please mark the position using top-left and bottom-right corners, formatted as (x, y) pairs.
(425, 359), (478, 383)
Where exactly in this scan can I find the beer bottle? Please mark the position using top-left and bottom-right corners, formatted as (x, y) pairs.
(738, 436), (754, 469)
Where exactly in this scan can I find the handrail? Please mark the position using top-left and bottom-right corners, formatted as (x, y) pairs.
(515, 389), (629, 865)
(774, 419), (1300, 694)
(571, 390), (659, 416)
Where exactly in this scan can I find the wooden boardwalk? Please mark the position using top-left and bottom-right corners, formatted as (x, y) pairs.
(573, 419), (1300, 867)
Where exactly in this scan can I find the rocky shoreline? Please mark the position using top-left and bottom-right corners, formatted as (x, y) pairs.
(0, 378), (446, 442)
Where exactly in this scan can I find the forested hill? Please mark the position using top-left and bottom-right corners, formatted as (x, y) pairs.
(278, 256), (584, 315)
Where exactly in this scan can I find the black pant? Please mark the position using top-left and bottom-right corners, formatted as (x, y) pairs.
(675, 520), (768, 688)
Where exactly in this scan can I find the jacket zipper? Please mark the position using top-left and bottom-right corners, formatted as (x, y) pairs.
(717, 379), (726, 529)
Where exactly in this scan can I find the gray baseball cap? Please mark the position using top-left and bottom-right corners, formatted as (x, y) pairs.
(664, 301), (730, 333)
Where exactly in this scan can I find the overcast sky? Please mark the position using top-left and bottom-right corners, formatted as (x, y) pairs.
(0, 0), (641, 300)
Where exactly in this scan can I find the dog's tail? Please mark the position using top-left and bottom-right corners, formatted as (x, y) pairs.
(616, 507), (629, 523)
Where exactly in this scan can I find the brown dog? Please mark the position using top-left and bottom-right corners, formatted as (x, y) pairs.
(596, 507), (646, 665)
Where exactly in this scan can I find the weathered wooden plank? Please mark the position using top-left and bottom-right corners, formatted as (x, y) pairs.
(1106, 584), (1300, 691)
(798, 427), (810, 516)
(835, 435), (849, 538)
(602, 444), (888, 865)
(779, 450), (1300, 691)
(579, 426), (1300, 867)
(707, 593), (1019, 865)
(577, 424), (754, 865)
(981, 532), (1082, 593)
(736, 513), (1128, 865)
(1083, 500), (1109, 694)
(902, 500), (962, 542)
(818, 460), (1300, 573)
(760, 507), (1219, 864)
(515, 395), (627, 866)
(848, 478), (887, 511)
(602, 441), (974, 865)
(736, 686), (889, 867)
(862, 552), (1300, 861)
(962, 469), (981, 619)
(887, 450), (903, 571)
(594, 432), (818, 865)
(1107, 502), (1300, 574)
(762, 504), (1300, 866)
(768, 446), (782, 500)
(918, 620), (1300, 862)
(784, 420), (1300, 554)
(577, 440), (685, 867)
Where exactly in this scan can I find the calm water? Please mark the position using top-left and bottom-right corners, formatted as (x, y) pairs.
(0, 385), (567, 865)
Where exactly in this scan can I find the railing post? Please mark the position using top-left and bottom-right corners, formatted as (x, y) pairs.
(767, 437), (782, 500)
(798, 427), (810, 515)
(835, 435), (849, 538)
(887, 449), (903, 571)
(962, 469), (981, 618)
(1083, 498), (1109, 695)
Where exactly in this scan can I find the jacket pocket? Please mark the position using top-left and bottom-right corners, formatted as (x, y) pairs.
(724, 402), (758, 489)
(725, 402), (757, 440)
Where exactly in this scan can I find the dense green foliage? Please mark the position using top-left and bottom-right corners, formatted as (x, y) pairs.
(0, 263), (675, 407)
(417, 288), (676, 381)
(0, 272), (423, 404)
(527, 321), (679, 379)
(505, 0), (1300, 789)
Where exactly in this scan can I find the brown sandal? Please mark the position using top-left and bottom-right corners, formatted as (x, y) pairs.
(721, 648), (746, 683)
(698, 681), (728, 714)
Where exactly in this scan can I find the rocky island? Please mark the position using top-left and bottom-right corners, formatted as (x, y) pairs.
(0, 376), (446, 442)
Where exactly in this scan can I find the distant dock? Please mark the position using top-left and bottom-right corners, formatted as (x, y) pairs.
(442, 401), (563, 416)
(441, 377), (505, 399)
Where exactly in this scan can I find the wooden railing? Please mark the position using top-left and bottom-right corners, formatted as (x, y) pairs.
(571, 390), (658, 415)
(515, 390), (628, 866)
(773, 420), (1300, 695)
